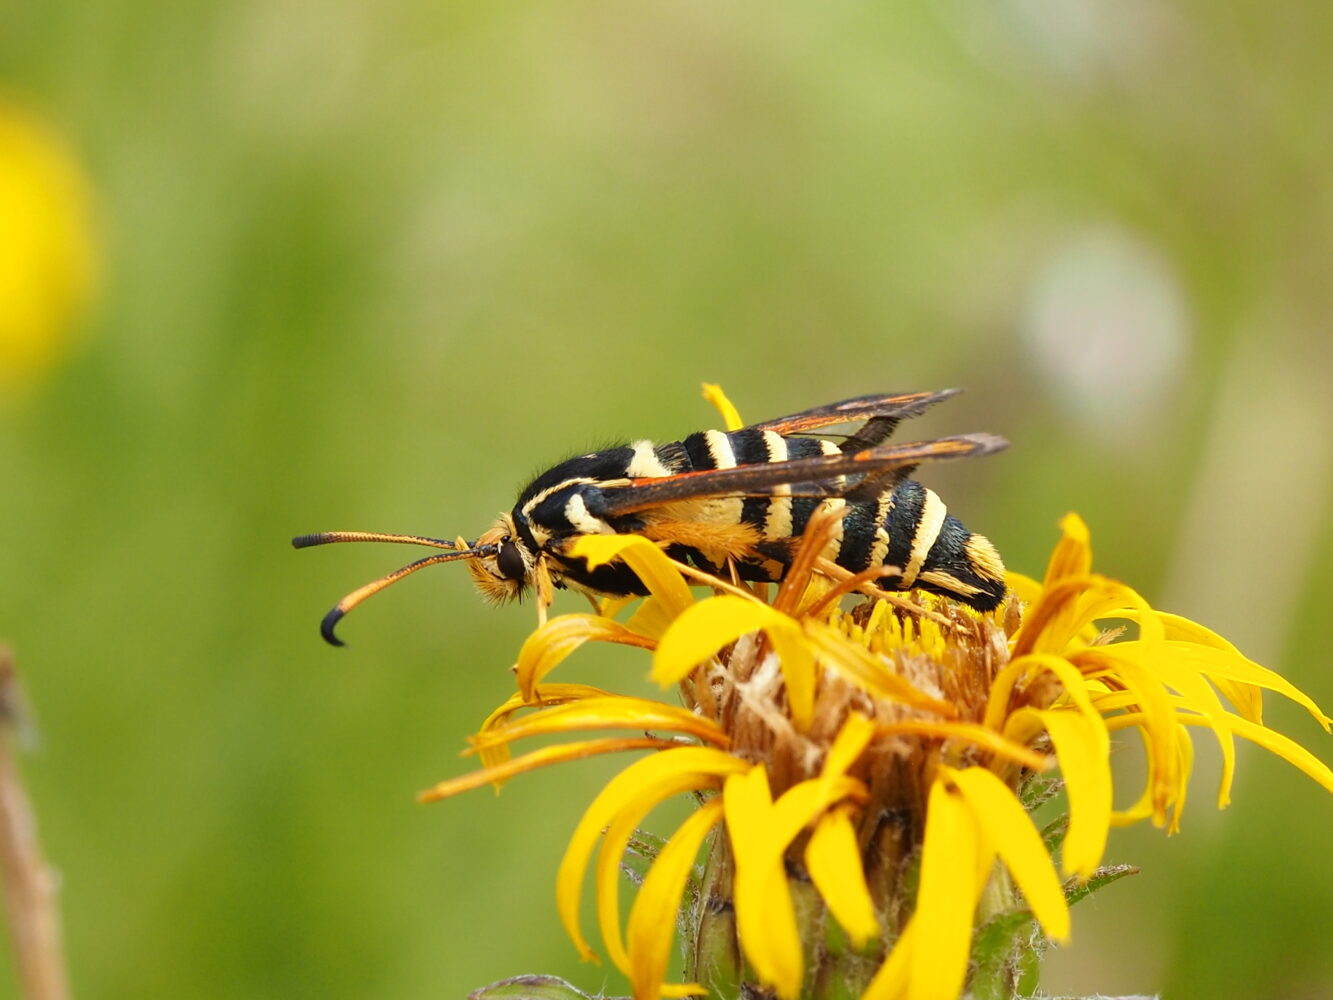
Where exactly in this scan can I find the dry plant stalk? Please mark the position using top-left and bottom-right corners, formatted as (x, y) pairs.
(0, 646), (70, 1000)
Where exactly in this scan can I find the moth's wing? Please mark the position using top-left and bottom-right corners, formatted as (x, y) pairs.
(598, 433), (1007, 516)
(750, 389), (959, 451)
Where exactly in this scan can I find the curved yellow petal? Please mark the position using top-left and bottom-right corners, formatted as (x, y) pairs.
(701, 382), (745, 431)
(474, 683), (610, 771)
(1119, 648), (1236, 808)
(1014, 575), (1163, 659)
(822, 712), (877, 779)
(556, 747), (748, 961)
(1035, 709), (1111, 880)
(1071, 647), (1178, 824)
(768, 628), (819, 732)
(572, 535), (694, 619)
(805, 808), (879, 948)
(984, 651), (1102, 734)
(1168, 721), (1194, 833)
(863, 920), (914, 1000)
(945, 766), (1069, 942)
(470, 696), (728, 751)
(516, 614), (657, 700)
(875, 720), (1052, 773)
(723, 767), (804, 1000)
(653, 596), (820, 730)
(1160, 612), (1263, 722)
(1220, 712), (1333, 795)
(419, 736), (676, 804)
(653, 596), (794, 685)
(1132, 640), (1330, 731)
(625, 595), (680, 641)
(1043, 513), (1092, 588)
(626, 798), (725, 1000)
(910, 778), (983, 1000)
(598, 800), (659, 973)
(1106, 707), (1333, 800)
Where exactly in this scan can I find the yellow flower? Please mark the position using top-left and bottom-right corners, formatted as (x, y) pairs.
(425, 392), (1333, 1000)
(0, 100), (98, 391)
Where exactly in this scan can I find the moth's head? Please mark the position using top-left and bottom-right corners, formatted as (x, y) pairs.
(466, 514), (533, 604)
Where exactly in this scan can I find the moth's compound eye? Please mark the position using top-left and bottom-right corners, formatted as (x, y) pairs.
(496, 538), (526, 581)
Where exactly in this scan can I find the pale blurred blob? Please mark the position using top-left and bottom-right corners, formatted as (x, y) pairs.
(0, 101), (98, 394)
(943, 0), (1169, 85)
(1021, 226), (1190, 445)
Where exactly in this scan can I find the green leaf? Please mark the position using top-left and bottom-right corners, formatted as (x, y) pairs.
(467, 975), (615, 1000)
(1041, 813), (1070, 854)
(1063, 864), (1139, 907)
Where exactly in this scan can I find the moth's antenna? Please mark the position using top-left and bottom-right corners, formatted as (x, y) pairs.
(292, 531), (497, 646)
(292, 531), (461, 550)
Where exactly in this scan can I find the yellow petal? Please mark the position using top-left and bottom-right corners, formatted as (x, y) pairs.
(875, 720), (1052, 773)
(653, 596), (820, 730)
(863, 920), (914, 1000)
(1014, 575), (1162, 659)
(1169, 721), (1194, 833)
(1106, 706), (1333, 802)
(701, 382), (745, 431)
(1035, 709), (1111, 880)
(822, 712), (877, 779)
(1043, 513), (1092, 588)
(945, 766), (1069, 942)
(598, 800), (658, 973)
(625, 595), (680, 641)
(805, 808), (879, 948)
(419, 736), (676, 804)
(516, 614), (657, 700)
(473, 683), (610, 772)
(572, 535), (694, 619)
(653, 596), (793, 685)
(1220, 712), (1333, 795)
(984, 651), (1102, 735)
(723, 767), (804, 1000)
(626, 798), (725, 1000)
(470, 695), (728, 751)
(910, 778), (983, 1000)
(1136, 640), (1330, 731)
(1156, 612), (1264, 723)
(556, 747), (748, 961)
(1072, 647), (1178, 824)
(1118, 648), (1236, 808)
(768, 628), (820, 732)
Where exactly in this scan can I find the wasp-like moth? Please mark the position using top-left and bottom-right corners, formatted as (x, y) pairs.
(294, 390), (1008, 645)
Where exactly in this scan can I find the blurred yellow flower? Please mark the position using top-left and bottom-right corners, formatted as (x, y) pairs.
(426, 388), (1333, 1000)
(0, 99), (98, 390)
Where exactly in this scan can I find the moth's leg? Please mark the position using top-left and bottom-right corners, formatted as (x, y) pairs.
(534, 555), (555, 627)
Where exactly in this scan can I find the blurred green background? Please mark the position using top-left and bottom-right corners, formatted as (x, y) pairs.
(3, 1), (1332, 998)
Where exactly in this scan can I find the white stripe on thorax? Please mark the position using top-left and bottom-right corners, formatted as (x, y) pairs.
(520, 477), (596, 521)
(564, 493), (614, 535)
